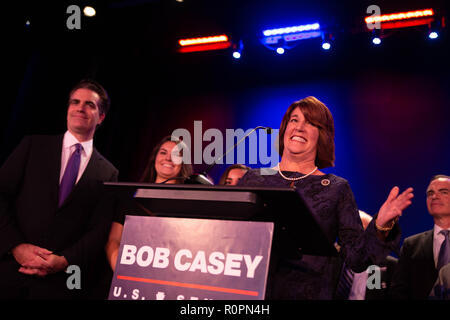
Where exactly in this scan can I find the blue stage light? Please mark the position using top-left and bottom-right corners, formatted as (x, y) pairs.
(322, 42), (331, 50)
(263, 23), (320, 37)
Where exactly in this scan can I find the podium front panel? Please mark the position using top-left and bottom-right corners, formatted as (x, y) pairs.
(109, 216), (274, 300)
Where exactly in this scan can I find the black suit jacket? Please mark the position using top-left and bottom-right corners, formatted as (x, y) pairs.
(0, 135), (118, 297)
(389, 229), (438, 299)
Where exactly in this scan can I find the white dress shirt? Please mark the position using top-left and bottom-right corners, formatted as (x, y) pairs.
(59, 131), (93, 184)
(433, 224), (450, 268)
(349, 270), (368, 300)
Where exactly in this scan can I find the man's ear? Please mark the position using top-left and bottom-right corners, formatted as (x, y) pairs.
(98, 112), (106, 125)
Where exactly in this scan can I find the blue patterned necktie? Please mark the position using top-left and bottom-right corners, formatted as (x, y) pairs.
(335, 263), (354, 300)
(437, 230), (450, 271)
(58, 143), (82, 207)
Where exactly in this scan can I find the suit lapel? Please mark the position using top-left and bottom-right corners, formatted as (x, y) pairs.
(419, 229), (439, 294)
(421, 230), (435, 267)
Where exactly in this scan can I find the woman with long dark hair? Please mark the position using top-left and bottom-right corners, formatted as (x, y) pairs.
(105, 135), (192, 271)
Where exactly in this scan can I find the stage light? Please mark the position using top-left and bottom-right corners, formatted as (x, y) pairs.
(365, 8), (435, 30)
(263, 23), (320, 36)
(365, 9), (434, 24)
(179, 35), (229, 47)
(83, 6), (96, 17)
(261, 22), (322, 54)
(231, 40), (243, 59)
(261, 23), (322, 53)
(372, 37), (381, 45)
(428, 31), (439, 39)
(370, 29), (382, 45)
(321, 32), (333, 50)
(178, 34), (231, 53)
(427, 19), (442, 40)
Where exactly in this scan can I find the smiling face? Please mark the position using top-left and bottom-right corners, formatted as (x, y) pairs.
(67, 88), (105, 141)
(427, 178), (450, 218)
(154, 141), (183, 183)
(282, 107), (319, 162)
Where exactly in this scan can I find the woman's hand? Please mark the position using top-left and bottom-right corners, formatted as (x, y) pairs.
(376, 186), (414, 228)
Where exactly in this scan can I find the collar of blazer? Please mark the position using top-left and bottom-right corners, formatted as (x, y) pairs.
(411, 229), (435, 261)
(406, 229), (437, 281)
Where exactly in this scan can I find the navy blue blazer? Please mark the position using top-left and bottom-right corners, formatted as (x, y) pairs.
(238, 168), (400, 299)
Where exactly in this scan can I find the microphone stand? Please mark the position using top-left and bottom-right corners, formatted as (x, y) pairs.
(185, 126), (272, 185)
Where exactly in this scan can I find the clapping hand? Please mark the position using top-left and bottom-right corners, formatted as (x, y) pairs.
(376, 186), (414, 228)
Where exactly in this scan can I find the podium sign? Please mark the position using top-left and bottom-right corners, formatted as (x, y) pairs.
(108, 216), (274, 300)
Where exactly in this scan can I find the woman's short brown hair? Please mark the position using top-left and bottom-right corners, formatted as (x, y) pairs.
(140, 135), (193, 183)
(278, 96), (335, 169)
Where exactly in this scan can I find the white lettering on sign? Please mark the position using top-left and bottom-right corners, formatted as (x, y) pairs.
(119, 245), (264, 279)
(120, 245), (170, 268)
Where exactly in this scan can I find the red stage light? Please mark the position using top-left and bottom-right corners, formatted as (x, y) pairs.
(365, 9), (434, 25)
(178, 35), (231, 53)
(179, 35), (229, 46)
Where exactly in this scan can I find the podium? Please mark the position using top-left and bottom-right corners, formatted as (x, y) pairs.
(106, 182), (337, 256)
(105, 182), (337, 300)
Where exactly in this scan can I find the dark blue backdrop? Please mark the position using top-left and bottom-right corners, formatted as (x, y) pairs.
(3, 0), (450, 245)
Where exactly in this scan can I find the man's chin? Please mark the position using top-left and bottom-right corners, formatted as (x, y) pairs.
(430, 210), (450, 217)
(68, 126), (94, 138)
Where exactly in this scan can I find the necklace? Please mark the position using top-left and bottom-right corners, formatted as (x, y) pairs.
(277, 163), (318, 181)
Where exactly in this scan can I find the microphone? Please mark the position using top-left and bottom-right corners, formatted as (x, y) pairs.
(159, 177), (187, 184)
(184, 126), (273, 185)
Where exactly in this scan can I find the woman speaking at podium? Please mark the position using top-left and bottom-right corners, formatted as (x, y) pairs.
(238, 96), (413, 299)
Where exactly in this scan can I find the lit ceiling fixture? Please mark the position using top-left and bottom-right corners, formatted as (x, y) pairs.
(263, 23), (320, 37)
(261, 23), (322, 46)
(232, 40), (244, 59)
(83, 6), (96, 17)
(178, 34), (231, 53)
(179, 35), (229, 47)
(365, 9), (434, 24)
(261, 22), (322, 54)
(365, 9), (435, 29)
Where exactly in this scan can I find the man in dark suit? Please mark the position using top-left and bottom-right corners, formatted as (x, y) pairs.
(0, 79), (118, 299)
(390, 174), (450, 299)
